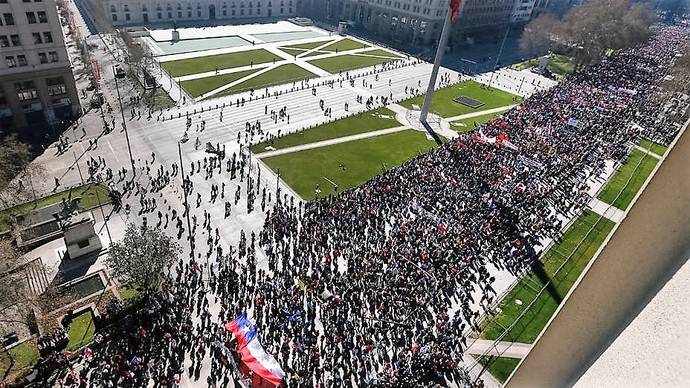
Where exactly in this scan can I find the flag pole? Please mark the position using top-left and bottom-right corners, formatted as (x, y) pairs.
(420, 9), (453, 123)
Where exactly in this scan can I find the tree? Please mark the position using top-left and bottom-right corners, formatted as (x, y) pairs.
(0, 136), (44, 209)
(519, 13), (561, 58)
(106, 224), (180, 293)
(560, 0), (656, 68)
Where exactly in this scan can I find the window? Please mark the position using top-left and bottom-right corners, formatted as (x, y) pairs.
(26, 12), (37, 24)
(197, 10), (201, 16)
(110, 5), (116, 12)
(3, 13), (15, 25)
(33, 32), (43, 44)
(187, 11), (191, 17)
(37, 11), (47, 23)
(49, 51), (58, 62)
(112, 13), (117, 21)
(47, 77), (67, 95)
(0, 36), (8, 48)
(168, 11), (172, 18)
(125, 13), (130, 20)
(43, 32), (53, 43)
(39, 52), (48, 63)
(5, 56), (16, 68)
(178, 11), (182, 18)
(157, 12), (162, 19)
(16, 81), (38, 101)
(17, 55), (27, 66)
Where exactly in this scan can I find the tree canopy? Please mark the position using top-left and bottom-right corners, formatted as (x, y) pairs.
(106, 224), (180, 293)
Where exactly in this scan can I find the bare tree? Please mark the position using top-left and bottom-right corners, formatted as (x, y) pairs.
(519, 13), (561, 58)
(0, 136), (44, 210)
(106, 224), (181, 293)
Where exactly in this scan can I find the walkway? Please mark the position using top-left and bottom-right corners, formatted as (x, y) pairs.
(588, 198), (626, 223)
(445, 104), (517, 122)
(254, 125), (409, 158)
(465, 339), (531, 359)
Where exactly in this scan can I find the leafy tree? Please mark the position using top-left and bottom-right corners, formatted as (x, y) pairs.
(519, 13), (561, 58)
(106, 224), (180, 293)
(656, 0), (689, 22)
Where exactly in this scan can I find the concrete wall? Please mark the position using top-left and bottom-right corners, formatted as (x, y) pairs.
(504, 121), (690, 387)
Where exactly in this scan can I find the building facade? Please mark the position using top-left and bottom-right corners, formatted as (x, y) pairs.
(103, 0), (297, 26)
(0, 0), (80, 135)
(298, 0), (449, 47)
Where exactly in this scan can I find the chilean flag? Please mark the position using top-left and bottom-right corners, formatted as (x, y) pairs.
(225, 314), (285, 386)
(450, 0), (462, 22)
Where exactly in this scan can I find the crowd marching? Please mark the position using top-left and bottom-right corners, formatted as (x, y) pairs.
(35, 25), (687, 388)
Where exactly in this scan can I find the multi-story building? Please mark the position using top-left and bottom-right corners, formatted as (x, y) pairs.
(298, 0), (450, 47)
(511, 0), (536, 23)
(103, 0), (297, 26)
(0, 0), (80, 135)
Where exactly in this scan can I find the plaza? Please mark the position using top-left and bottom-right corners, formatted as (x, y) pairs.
(1, 1), (689, 387)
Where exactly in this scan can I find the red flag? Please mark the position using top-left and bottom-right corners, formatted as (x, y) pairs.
(450, 0), (461, 22)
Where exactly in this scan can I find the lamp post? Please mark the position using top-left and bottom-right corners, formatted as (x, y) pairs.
(113, 65), (136, 176)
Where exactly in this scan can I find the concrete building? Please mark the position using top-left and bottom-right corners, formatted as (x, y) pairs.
(103, 0), (297, 26)
(0, 0), (80, 136)
(511, 0), (536, 23)
(297, 0), (450, 47)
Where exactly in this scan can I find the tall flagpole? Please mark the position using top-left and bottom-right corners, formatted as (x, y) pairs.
(419, 9), (453, 123)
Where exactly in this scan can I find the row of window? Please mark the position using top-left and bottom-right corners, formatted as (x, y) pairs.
(0, 31), (52, 46)
(5, 51), (58, 68)
(0, 10), (48, 25)
(110, 0), (291, 12)
(113, 6), (291, 21)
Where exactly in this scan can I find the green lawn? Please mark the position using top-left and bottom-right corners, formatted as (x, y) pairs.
(512, 54), (575, 78)
(279, 47), (306, 57)
(161, 49), (282, 77)
(358, 48), (402, 58)
(399, 80), (521, 118)
(639, 139), (668, 156)
(283, 40), (333, 50)
(320, 38), (369, 52)
(0, 183), (110, 233)
(450, 111), (505, 133)
(0, 339), (39, 379)
(66, 311), (96, 351)
(252, 107), (400, 153)
(481, 211), (615, 343)
(181, 68), (261, 97)
(218, 64), (316, 97)
(477, 356), (521, 383)
(597, 149), (659, 210)
(263, 129), (437, 200)
(300, 50), (329, 58)
(308, 54), (395, 74)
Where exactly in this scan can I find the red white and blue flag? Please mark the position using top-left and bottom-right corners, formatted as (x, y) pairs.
(225, 313), (285, 386)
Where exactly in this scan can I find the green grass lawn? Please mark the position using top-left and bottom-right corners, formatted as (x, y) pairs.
(283, 40), (333, 50)
(512, 54), (575, 78)
(66, 311), (96, 351)
(0, 183), (110, 233)
(399, 80), (520, 118)
(161, 49), (282, 77)
(300, 50), (329, 58)
(218, 64), (316, 97)
(358, 48), (402, 58)
(477, 356), (521, 383)
(639, 139), (668, 156)
(481, 211), (615, 343)
(450, 111), (505, 132)
(251, 107), (400, 153)
(263, 129), (437, 200)
(597, 149), (659, 210)
(181, 68), (261, 97)
(320, 38), (369, 52)
(0, 339), (39, 380)
(308, 54), (395, 74)
(279, 47), (306, 57)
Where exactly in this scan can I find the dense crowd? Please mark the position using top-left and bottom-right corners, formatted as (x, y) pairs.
(39, 26), (688, 388)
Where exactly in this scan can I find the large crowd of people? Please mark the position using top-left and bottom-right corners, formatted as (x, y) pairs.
(34, 25), (688, 388)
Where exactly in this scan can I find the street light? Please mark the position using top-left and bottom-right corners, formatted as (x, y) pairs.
(112, 65), (136, 177)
